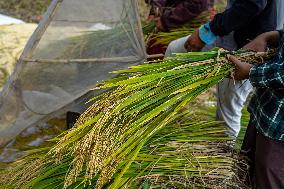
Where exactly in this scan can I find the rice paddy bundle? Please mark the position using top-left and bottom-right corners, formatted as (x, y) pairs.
(149, 26), (195, 48)
(122, 114), (246, 188)
(0, 115), (247, 188)
(148, 12), (210, 48)
(0, 49), (274, 188)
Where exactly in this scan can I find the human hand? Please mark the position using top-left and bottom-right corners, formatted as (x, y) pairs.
(147, 15), (156, 22)
(154, 17), (166, 32)
(184, 29), (205, 52)
(243, 31), (281, 52)
(227, 55), (252, 80)
(243, 34), (268, 52)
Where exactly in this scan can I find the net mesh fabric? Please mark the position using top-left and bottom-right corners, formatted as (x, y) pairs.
(0, 0), (146, 144)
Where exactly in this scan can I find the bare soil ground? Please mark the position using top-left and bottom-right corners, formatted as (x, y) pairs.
(0, 0), (149, 23)
(0, 0), (51, 23)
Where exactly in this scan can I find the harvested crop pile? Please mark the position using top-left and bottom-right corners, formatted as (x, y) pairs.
(0, 49), (273, 188)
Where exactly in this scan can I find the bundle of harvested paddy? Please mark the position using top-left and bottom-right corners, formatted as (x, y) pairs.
(146, 11), (210, 49)
(0, 49), (273, 188)
(1, 114), (245, 189)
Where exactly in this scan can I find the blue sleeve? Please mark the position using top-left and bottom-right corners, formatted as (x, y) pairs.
(209, 0), (268, 36)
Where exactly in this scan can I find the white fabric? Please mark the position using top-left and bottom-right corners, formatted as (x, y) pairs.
(165, 36), (188, 56)
(165, 32), (237, 55)
(0, 14), (24, 25)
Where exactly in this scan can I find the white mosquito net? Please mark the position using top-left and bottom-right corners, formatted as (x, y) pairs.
(0, 0), (146, 145)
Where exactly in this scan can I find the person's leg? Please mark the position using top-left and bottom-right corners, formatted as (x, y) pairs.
(165, 36), (188, 57)
(255, 132), (284, 189)
(240, 120), (257, 186)
(216, 79), (253, 137)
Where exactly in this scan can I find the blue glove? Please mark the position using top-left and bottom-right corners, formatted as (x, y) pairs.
(198, 22), (217, 45)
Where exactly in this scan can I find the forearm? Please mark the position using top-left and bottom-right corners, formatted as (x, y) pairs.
(261, 31), (282, 47)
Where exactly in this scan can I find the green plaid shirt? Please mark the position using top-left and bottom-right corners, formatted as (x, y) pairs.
(248, 30), (284, 142)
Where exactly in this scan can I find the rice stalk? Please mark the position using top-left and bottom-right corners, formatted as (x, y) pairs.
(0, 113), (246, 189)
(0, 49), (274, 188)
